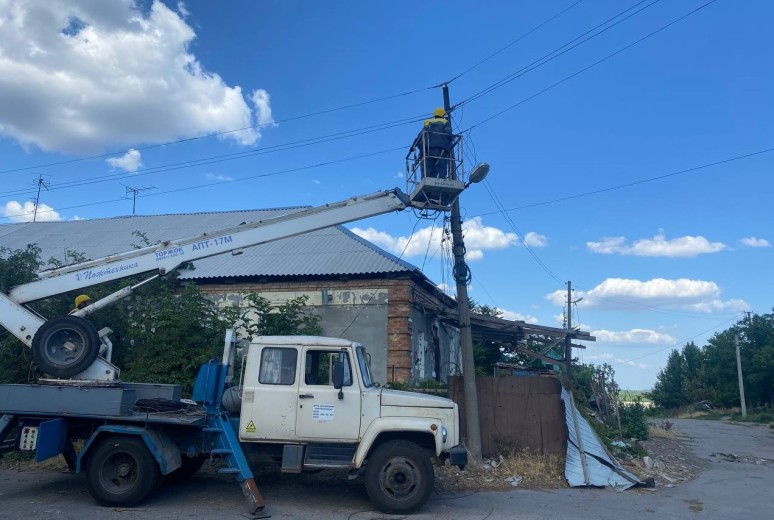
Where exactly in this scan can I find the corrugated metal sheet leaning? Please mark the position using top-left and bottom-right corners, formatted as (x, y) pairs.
(561, 387), (642, 490)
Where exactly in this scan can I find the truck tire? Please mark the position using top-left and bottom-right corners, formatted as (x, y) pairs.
(364, 440), (434, 514)
(31, 316), (100, 378)
(85, 436), (160, 507)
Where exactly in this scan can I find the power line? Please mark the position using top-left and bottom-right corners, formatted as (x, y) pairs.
(614, 313), (742, 365)
(0, 146), (407, 222)
(476, 145), (774, 216)
(457, 0), (661, 108)
(445, 0), (586, 84)
(0, 89), (433, 176)
(0, 115), (425, 199)
(462, 0), (720, 132)
(481, 178), (566, 286)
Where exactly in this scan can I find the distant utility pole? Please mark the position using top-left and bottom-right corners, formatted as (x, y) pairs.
(736, 313), (751, 418)
(564, 281), (582, 387)
(32, 174), (50, 222)
(443, 83), (482, 461)
(123, 184), (156, 215)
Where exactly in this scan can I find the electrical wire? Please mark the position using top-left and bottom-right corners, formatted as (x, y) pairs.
(0, 115), (425, 198)
(0, 145), (407, 221)
(0, 89), (433, 176)
(613, 313), (743, 365)
(571, 285), (742, 319)
(445, 0), (585, 84)
(337, 216), (424, 337)
(462, 0), (720, 132)
(481, 178), (565, 286)
(475, 145), (774, 217)
(456, 0), (661, 108)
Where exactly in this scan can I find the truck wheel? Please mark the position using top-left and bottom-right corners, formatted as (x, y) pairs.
(31, 316), (100, 378)
(364, 440), (434, 514)
(85, 436), (160, 507)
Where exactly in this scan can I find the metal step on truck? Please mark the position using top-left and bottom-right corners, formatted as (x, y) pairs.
(0, 161), (489, 515)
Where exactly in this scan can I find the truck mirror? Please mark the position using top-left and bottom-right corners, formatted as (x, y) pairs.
(333, 351), (346, 400)
(332, 360), (344, 389)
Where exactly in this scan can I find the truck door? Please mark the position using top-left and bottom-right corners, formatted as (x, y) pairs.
(240, 345), (300, 440)
(295, 348), (361, 441)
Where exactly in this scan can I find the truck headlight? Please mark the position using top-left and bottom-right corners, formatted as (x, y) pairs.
(442, 426), (448, 444)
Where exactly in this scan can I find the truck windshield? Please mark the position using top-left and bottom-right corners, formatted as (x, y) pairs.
(356, 346), (376, 388)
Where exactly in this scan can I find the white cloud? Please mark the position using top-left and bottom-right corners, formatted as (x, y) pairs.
(592, 329), (676, 344)
(106, 149), (142, 172)
(351, 217), (516, 260)
(546, 277), (748, 313)
(250, 89), (275, 128)
(523, 231), (547, 248)
(205, 172), (234, 182)
(498, 309), (539, 324)
(739, 237), (770, 248)
(587, 230), (726, 257)
(0, 1), (271, 154)
(2, 200), (62, 222)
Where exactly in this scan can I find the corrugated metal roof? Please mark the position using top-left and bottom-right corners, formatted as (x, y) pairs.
(561, 387), (641, 489)
(0, 209), (419, 279)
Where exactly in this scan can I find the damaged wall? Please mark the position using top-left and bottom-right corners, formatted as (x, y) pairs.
(198, 277), (458, 385)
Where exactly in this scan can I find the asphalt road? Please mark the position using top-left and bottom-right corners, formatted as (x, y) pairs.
(1, 418), (772, 520)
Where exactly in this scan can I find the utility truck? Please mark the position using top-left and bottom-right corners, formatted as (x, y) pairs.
(0, 164), (488, 515)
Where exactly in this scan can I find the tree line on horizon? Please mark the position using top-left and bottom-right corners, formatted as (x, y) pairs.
(650, 312), (774, 410)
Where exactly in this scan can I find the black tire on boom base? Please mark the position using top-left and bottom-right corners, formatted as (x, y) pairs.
(85, 435), (160, 507)
(164, 454), (207, 484)
(31, 316), (100, 378)
(364, 440), (434, 514)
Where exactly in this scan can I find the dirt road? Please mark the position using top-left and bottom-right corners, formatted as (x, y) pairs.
(1, 418), (772, 519)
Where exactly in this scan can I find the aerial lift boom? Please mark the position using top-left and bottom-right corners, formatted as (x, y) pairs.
(0, 180), (472, 380)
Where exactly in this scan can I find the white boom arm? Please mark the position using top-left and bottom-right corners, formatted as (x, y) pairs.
(0, 189), (426, 349)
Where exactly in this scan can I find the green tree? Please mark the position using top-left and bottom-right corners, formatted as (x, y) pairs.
(651, 349), (685, 409)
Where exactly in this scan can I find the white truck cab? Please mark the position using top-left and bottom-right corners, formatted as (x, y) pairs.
(238, 336), (467, 513)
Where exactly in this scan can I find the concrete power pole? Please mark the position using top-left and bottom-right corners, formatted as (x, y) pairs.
(443, 84), (482, 460)
(735, 330), (747, 418)
(565, 281), (573, 387)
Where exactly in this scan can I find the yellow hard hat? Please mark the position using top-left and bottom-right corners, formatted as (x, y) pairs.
(433, 107), (446, 117)
(74, 294), (91, 308)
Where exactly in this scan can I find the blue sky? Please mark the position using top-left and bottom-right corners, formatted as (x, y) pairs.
(1, 0), (771, 390)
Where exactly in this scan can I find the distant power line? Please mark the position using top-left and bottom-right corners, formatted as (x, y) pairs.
(445, 0), (586, 84)
(476, 145), (774, 216)
(462, 0), (720, 132)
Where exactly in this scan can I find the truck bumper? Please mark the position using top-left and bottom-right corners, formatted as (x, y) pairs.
(449, 444), (468, 469)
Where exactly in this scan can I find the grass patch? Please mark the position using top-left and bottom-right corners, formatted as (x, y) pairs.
(648, 425), (680, 440)
(729, 409), (774, 425)
(436, 449), (565, 492)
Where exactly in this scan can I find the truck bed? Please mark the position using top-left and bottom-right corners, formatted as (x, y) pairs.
(0, 383), (206, 426)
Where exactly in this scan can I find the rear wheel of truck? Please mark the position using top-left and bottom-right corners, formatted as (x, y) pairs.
(85, 436), (160, 507)
(31, 316), (100, 378)
(364, 440), (434, 514)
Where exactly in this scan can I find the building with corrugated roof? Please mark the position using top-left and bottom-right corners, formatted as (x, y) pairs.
(0, 208), (461, 384)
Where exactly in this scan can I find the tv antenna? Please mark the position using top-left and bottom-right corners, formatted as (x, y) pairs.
(122, 184), (156, 215)
(32, 174), (51, 222)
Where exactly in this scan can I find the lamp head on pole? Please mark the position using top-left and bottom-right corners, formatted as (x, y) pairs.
(466, 162), (490, 186)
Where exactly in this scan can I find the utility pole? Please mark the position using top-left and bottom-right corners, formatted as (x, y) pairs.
(735, 323), (747, 419)
(565, 281), (573, 387)
(32, 174), (50, 222)
(443, 83), (482, 460)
